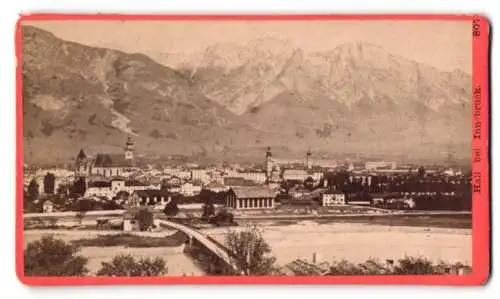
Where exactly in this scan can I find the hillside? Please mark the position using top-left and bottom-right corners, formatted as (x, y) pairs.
(21, 25), (264, 165)
(21, 27), (472, 165)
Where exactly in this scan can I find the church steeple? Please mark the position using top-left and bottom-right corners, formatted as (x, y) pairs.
(125, 136), (134, 160)
(75, 148), (88, 178)
(77, 149), (87, 161)
(306, 150), (312, 170)
(266, 146), (272, 180)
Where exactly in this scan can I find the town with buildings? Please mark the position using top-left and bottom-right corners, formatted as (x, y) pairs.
(24, 135), (471, 216)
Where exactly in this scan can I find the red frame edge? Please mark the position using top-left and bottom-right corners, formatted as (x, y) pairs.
(14, 13), (491, 286)
(470, 14), (491, 286)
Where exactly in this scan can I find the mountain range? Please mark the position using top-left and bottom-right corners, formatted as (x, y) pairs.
(21, 26), (472, 166)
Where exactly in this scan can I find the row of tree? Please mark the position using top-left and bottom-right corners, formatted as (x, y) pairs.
(25, 176), (87, 203)
(25, 173), (57, 199)
(323, 171), (471, 195)
(24, 235), (167, 277)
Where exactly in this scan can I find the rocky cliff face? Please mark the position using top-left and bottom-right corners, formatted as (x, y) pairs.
(177, 39), (472, 161)
(21, 27), (471, 165)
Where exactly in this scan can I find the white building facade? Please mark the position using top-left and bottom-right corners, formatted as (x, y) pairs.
(322, 192), (346, 206)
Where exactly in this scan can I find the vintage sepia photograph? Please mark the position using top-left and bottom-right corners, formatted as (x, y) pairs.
(19, 17), (478, 280)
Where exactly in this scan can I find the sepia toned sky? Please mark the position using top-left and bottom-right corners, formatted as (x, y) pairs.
(25, 20), (472, 73)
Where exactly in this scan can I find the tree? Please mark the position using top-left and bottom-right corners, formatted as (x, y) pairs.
(136, 208), (154, 231)
(96, 254), (167, 276)
(361, 187), (372, 203)
(75, 210), (86, 226)
(26, 178), (39, 202)
(24, 235), (88, 276)
(74, 199), (95, 212)
(225, 225), (277, 275)
(199, 189), (216, 203)
(201, 196), (215, 220)
(418, 166), (426, 178)
(43, 172), (56, 194)
(163, 197), (179, 216)
(211, 209), (234, 226)
(160, 178), (169, 190)
(72, 177), (87, 196)
(56, 184), (70, 198)
(279, 181), (292, 195)
(336, 171), (350, 188)
(304, 177), (315, 191)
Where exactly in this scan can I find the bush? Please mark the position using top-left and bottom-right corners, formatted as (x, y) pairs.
(326, 260), (367, 275)
(163, 198), (180, 216)
(96, 254), (167, 276)
(393, 256), (439, 274)
(201, 200), (215, 220)
(321, 256), (459, 276)
(326, 259), (391, 275)
(73, 199), (96, 212)
(210, 209), (235, 226)
(24, 235), (88, 276)
(136, 208), (154, 231)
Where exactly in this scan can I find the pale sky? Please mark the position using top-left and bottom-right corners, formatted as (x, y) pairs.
(25, 20), (472, 73)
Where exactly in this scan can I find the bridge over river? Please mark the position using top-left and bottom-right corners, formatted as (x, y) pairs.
(157, 219), (240, 274)
(24, 210), (241, 275)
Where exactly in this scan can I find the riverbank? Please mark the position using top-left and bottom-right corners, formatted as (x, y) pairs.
(23, 230), (206, 276)
(206, 221), (472, 266)
(236, 213), (471, 229)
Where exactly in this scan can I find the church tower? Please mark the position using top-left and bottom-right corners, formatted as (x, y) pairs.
(266, 146), (273, 180)
(75, 149), (89, 178)
(306, 150), (312, 170)
(125, 136), (134, 160)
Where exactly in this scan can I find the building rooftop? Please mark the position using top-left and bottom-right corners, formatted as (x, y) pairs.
(205, 181), (226, 189)
(224, 177), (256, 186)
(237, 169), (265, 174)
(93, 153), (134, 168)
(125, 179), (148, 187)
(134, 189), (173, 198)
(231, 186), (277, 199)
(88, 181), (111, 188)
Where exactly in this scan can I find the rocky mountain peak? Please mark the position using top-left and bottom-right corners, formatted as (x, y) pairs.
(21, 25), (472, 165)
